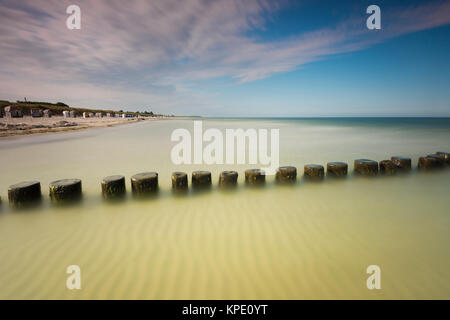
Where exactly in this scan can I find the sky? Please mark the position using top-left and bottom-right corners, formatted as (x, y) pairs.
(0, 0), (450, 116)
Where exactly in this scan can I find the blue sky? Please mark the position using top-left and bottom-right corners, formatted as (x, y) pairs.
(0, 0), (449, 116)
(213, 25), (450, 117)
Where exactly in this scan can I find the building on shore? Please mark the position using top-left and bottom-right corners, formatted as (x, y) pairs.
(31, 109), (43, 117)
(4, 106), (23, 118)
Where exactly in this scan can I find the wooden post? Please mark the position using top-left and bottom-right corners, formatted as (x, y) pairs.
(354, 159), (378, 176)
(304, 164), (324, 180)
(192, 171), (212, 189)
(172, 172), (188, 192)
(427, 154), (446, 166)
(8, 181), (41, 208)
(101, 175), (126, 200)
(436, 152), (450, 164)
(379, 160), (397, 175)
(49, 179), (82, 203)
(418, 156), (443, 170)
(131, 172), (158, 196)
(326, 162), (348, 178)
(245, 169), (265, 185)
(219, 171), (238, 188)
(276, 166), (297, 183)
(391, 156), (411, 171)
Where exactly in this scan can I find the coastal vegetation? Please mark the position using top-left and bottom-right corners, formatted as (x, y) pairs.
(0, 99), (170, 117)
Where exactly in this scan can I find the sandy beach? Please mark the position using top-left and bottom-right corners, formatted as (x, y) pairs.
(0, 115), (151, 138)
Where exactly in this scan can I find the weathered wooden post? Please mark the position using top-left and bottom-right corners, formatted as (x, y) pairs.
(192, 171), (212, 189)
(172, 172), (188, 192)
(219, 171), (238, 188)
(8, 181), (41, 208)
(391, 156), (411, 171)
(418, 156), (441, 170)
(427, 153), (446, 166)
(245, 169), (265, 185)
(354, 159), (378, 176)
(379, 160), (397, 175)
(437, 152), (450, 164)
(49, 179), (82, 203)
(326, 162), (348, 178)
(131, 172), (158, 196)
(304, 164), (324, 180)
(101, 175), (126, 200)
(275, 166), (297, 183)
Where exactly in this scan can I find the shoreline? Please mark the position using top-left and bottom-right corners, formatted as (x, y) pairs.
(0, 116), (159, 138)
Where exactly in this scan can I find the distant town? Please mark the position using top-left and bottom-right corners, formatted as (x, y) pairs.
(0, 99), (173, 119)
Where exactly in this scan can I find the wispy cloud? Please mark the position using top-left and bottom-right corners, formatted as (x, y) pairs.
(0, 0), (449, 113)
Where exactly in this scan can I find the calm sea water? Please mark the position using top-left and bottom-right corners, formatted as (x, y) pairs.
(0, 117), (449, 299)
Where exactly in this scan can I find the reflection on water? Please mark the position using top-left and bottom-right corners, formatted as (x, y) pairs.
(0, 118), (449, 299)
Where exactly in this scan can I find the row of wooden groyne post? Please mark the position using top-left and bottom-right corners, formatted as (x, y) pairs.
(3, 151), (450, 209)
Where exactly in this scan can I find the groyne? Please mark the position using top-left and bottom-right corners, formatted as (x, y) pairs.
(3, 152), (450, 208)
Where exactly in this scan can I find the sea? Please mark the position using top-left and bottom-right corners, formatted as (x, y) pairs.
(0, 117), (449, 299)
